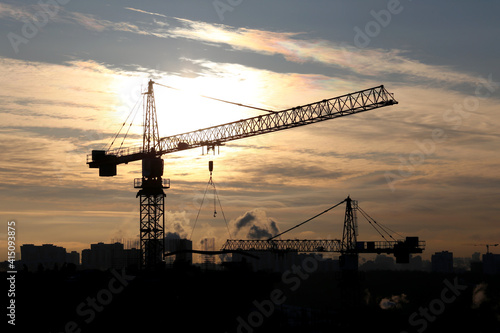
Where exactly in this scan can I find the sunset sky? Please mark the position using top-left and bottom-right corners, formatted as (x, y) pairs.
(1, 0), (499, 261)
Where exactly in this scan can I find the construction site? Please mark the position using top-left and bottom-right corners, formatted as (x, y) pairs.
(86, 80), (415, 267)
(64, 81), (489, 332)
(6, 79), (499, 333)
(3, 1), (500, 331)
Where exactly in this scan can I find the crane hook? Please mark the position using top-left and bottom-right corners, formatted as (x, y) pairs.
(209, 160), (217, 217)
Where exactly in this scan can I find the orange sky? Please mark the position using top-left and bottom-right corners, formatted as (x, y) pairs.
(1, 1), (499, 261)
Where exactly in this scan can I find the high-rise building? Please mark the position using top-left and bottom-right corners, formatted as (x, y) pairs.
(431, 251), (453, 273)
(472, 252), (481, 262)
(82, 242), (126, 270)
(482, 253), (500, 275)
(21, 244), (68, 271)
(124, 248), (141, 269)
(66, 251), (80, 266)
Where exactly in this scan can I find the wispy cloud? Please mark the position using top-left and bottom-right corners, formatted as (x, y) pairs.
(63, 10), (150, 34)
(0, 2), (150, 35)
(0, 2), (478, 87)
(0, 2), (30, 20)
(167, 18), (478, 86)
(124, 6), (168, 19)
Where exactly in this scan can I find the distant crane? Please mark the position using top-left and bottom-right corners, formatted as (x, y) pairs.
(474, 243), (499, 254)
(221, 196), (425, 266)
(221, 196), (424, 309)
(87, 80), (398, 268)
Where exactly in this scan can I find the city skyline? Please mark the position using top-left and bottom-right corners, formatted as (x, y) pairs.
(8, 238), (496, 269)
(1, 1), (500, 261)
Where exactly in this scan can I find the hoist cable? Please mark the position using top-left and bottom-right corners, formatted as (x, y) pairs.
(189, 174), (233, 241)
(213, 183), (232, 239)
(189, 180), (211, 241)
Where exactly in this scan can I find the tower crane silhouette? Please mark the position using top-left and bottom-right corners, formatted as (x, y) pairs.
(474, 243), (499, 254)
(87, 80), (398, 268)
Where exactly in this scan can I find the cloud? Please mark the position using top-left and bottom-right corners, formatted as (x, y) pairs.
(124, 7), (168, 19)
(62, 10), (154, 35)
(2, 0), (476, 88)
(0, 2), (155, 36)
(0, 2), (30, 20)
(166, 18), (479, 86)
(1, 0), (500, 261)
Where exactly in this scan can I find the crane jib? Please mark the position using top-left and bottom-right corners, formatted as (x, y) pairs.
(158, 85), (396, 154)
(87, 85), (398, 173)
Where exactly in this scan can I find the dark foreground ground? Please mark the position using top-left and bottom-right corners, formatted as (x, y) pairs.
(4, 265), (500, 333)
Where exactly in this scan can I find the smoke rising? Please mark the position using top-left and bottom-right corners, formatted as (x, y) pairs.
(379, 294), (409, 310)
(472, 283), (488, 309)
(363, 289), (371, 305)
(232, 209), (280, 240)
(165, 232), (181, 240)
(166, 210), (190, 239)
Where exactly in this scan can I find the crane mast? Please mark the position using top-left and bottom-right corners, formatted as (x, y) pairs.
(143, 80), (161, 153)
(87, 80), (398, 269)
(132, 81), (168, 268)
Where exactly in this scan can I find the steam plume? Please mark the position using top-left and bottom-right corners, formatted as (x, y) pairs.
(232, 209), (280, 240)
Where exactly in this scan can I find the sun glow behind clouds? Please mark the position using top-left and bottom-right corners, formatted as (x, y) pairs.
(94, 59), (281, 149)
(0, 54), (349, 170)
(152, 63), (275, 137)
